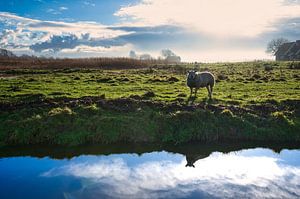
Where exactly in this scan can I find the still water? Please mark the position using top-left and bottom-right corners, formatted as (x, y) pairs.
(0, 144), (300, 199)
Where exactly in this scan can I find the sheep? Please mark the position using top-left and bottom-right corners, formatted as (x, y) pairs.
(187, 70), (215, 98)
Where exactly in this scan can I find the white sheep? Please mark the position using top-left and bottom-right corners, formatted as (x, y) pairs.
(187, 70), (215, 98)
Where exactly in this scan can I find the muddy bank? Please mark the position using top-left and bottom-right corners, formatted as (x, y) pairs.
(1, 95), (299, 117)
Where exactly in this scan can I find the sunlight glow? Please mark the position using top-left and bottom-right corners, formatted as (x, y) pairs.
(115, 0), (300, 37)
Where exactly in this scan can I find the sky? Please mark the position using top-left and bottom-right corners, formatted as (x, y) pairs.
(0, 0), (300, 62)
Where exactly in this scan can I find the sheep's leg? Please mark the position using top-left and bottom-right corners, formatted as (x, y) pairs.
(195, 88), (198, 97)
(190, 87), (193, 96)
(206, 86), (211, 98)
(210, 85), (213, 99)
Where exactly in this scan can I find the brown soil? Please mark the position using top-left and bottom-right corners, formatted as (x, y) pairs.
(1, 95), (299, 118)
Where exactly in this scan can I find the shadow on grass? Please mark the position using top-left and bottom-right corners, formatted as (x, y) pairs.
(186, 96), (218, 106)
(186, 95), (197, 105)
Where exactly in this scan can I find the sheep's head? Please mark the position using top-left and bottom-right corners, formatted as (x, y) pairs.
(187, 70), (197, 80)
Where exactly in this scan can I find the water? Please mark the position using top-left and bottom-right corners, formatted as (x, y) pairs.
(0, 144), (300, 199)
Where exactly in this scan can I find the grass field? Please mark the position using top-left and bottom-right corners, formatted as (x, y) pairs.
(1, 61), (299, 103)
(0, 61), (299, 146)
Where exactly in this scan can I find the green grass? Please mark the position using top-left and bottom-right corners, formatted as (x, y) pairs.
(0, 61), (299, 145)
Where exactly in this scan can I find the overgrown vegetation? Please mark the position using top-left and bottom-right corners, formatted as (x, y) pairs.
(0, 61), (299, 146)
(0, 56), (169, 70)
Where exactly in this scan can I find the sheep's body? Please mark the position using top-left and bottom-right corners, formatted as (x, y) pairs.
(187, 71), (215, 98)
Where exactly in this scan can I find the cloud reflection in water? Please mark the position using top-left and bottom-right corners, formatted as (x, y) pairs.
(42, 149), (300, 199)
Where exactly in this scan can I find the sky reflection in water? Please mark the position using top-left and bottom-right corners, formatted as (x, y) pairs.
(1, 148), (300, 199)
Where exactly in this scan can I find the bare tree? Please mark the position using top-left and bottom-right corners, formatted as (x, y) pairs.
(266, 38), (289, 55)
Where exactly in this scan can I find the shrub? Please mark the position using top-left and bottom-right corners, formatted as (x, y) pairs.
(168, 76), (179, 82)
(271, 111), (294, 125)
(48, 107), (74, 116)
(143, 91), (155, 98)
(287, 62), (300, 69)
(264, 64), (273, 71)
(221, 109), (234, 117)
(217, 74), (228, 81)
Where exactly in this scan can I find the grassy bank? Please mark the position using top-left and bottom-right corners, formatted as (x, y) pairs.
(0, 61), (299, 146)
(0, 98), (299, 146)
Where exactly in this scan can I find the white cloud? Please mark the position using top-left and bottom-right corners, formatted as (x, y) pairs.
(0, 12), (130, 56)
(46, 7), (68, 14)
(46, 8), (61, 15)
(176, 48), (273, 62)
(58, 44), (135, 58)
(59, 6), (68, 11)
(115, 0), (300, 37)
(0, 12), (38, 24)
(0, 12), (129, 39)
(83, 1), (96, 7)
